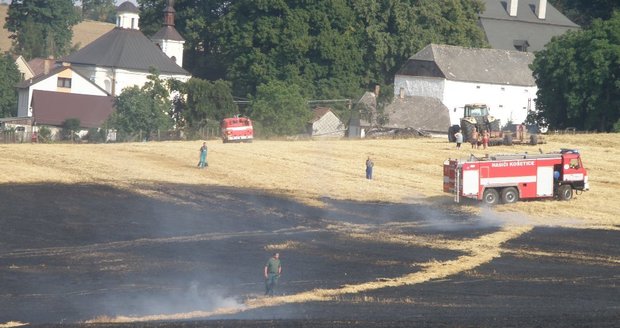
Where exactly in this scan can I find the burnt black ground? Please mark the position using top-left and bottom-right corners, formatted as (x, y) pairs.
(0, 183), (618, 327)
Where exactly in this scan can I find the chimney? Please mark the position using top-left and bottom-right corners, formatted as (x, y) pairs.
(508, 0), (518, 17)
(536, 0), (547, 20)
(374, 84), (380, 97)
(399, 87), (405, 99)
(43, 56), (54, 74)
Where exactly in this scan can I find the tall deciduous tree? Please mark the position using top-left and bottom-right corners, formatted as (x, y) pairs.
(108, 70), (173, 140)
(549, 0), (620, 26)
(81, 0), (116, 23)
(532, 12), (620, 132)
(138, 0), (487, 100)
(0, 54), (21, 118)
(171, 78), (238, 129)
(250, 81), (311, 138)
(4, 0), (81, 59)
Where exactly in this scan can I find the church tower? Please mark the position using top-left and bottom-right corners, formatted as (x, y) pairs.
(151, 0), (186, 67)
(115, 1), (140, 30)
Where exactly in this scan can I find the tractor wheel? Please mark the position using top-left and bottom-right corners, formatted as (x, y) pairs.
(530, 134), (539, 145)
(461, 121), (475, 142)
(503, 133), (513, 146)
(501, 187), (519, 204)
(482, 188), (500, 205)
(558, 185), (573, 201)
(448, 126), (456, 142)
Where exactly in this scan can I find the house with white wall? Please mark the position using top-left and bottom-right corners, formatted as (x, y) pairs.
(16, 66), (110, 117)
(13, 55), (34, 81)
(60, 1), (190, 97)
(394, 44), (537, 128)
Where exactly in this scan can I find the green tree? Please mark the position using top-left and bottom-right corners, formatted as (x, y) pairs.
(549, 0), (620, 26)
(108, 70), (173, 141)
(532, 12), (620, 132)
(172, 78), (237, 129)
(5, 0), (81, 59)
(81, 0), (116, 22)
(61, 118), (81, 142)
(138, 0), (487, 101)
(250, 80), (311, 138)
(0, 54), (21, 118)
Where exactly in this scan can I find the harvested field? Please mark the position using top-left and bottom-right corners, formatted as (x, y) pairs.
(0, 134), (619, 327)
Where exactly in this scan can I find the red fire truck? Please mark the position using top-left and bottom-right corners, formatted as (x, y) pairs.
(443, 149), (589, 204)
(221, 115), (253, 143)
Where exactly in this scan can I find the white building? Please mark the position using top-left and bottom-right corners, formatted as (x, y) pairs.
(16, 66), (110, 117)
(60, 1), (190, 97)
(394, 44), (537, 127)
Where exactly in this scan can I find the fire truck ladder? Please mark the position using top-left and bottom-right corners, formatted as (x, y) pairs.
(454, 166), (460, 203)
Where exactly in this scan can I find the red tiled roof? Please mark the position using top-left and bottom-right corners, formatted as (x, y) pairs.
(32, 90), (115, 128)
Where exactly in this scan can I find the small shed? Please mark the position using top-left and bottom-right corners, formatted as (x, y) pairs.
(384, 96), (451, 134)
(308, 107), (345, 138)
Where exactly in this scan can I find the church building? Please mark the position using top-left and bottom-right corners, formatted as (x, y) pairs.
(61, 0), (191, 97)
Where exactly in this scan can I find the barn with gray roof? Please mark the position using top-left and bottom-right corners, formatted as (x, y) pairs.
(394, 44), (537, 129)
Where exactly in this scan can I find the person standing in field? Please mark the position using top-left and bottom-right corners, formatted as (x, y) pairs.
(366, 156), (374, 180)
(264, 252), (282, 296)
(482, 131), (490, 149)
(198, 142), (208, 169)
(454, 130), (463, 149)
(470, 128), (479, 149)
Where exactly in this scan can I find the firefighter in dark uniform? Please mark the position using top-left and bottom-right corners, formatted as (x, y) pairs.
(264, 252), (282, 296)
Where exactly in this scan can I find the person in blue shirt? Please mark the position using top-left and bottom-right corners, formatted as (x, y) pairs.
(198, 142), (208, 169)
(366, 157), (374, 180)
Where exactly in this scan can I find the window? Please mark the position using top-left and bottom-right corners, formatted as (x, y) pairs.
(569, 159), (580, 169)
(513, 40), (530, 52)
(57, 77), (72, 88)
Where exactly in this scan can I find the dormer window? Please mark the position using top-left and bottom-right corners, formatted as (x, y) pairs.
(514, 40), (530, 52)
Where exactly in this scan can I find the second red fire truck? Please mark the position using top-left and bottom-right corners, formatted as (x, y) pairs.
(221, 115), (253, 143)
(443, 149), (589, 204)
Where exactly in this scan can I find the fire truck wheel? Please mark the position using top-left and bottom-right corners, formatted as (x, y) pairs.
(558, 185), (573, 201)
(482, 188), (500, 205)
(501, 187), (519, 204)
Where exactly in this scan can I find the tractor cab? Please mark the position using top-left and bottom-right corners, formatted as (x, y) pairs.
(464, 104), (490, 118)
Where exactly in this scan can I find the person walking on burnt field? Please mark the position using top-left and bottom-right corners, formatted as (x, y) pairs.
(198, 142), (208, 169)
(366, 156), (374, 180)
(264, 252), (282, 296)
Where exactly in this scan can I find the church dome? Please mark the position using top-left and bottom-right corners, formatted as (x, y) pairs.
(117, 1), (139, 14)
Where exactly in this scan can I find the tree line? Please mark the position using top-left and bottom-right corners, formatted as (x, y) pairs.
(1, 0), (619, 136)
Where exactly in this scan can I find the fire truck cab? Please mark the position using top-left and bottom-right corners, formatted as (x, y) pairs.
(443, 149), (589, 204)
(221, 115), (253, 143)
